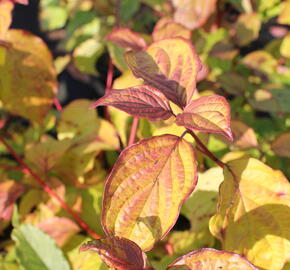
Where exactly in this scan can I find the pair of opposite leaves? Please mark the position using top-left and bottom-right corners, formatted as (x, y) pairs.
(92, 32), (233, 141)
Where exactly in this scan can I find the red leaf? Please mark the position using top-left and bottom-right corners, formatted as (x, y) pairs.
(91, 85), (174, 121)
(176, 95), (233, 140)
(80, 236), (151, 270)
(106, 28), (147, 51)
(0, 180), (25, 221)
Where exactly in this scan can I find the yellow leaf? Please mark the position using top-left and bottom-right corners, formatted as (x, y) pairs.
(167, 248), (258, 270)
(0, 30), (57, 124)
(102, 135), (197, 251)
(278, 0), (290, 25)
(210, 157), (290, 270)
(281, 34), (290, 59)
(0, 1), (13, 40)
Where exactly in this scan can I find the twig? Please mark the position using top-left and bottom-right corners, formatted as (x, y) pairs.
(53, 97), (63, 112)
(186, 129), (226, 169)
(0, 163), (28, 174)
(0, 136), (101, 240)
(128, 117), (139, 145)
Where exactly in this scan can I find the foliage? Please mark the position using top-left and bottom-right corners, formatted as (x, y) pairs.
(0, 0), (290, 270)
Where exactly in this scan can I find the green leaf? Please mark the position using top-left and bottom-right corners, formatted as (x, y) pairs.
(120, 0), (140, 22)
(12, 224), (71, 270)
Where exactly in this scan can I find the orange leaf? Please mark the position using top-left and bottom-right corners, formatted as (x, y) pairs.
(125, 37), (201, 108)
(167, 248), (258, 269)
(172, 0), (218, 30)
(106, 28), (147, 51)
(176, 95), (233, 140)
(102, 135), (197, 251)
(0, 1), (13, 40)
(271, 132), (290, 158)
(92, 85), (173, 121)
(80, 236), (151, 270)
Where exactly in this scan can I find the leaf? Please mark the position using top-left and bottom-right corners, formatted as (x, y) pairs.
(218, 71), (247, 96)
(73, 38), (104, 75)
(37, 217), (80, 247)
(102, 134), (197, 251)
(167, 248), (258, 270)
(234, 13), (261, 47)
(0, 180), (25, 221)
(106, 28), (147, 51)
(210, 157), (290, 270)
(281, 33), (290, 59)
(181, 167), (224, 246)
(92, 85), (173, 121)
(176, 95), (233, 141)
(271, 132), (290, 158)
(12, 224), (71, 270)
(0, 30), (57, 124)
(125, 37), (201, 108)
(120, 0), (141, 22)
(249, 87), (290, 113)
(231, 120), (258, 149)
(278, 0), (290, 25)
(25, 137), (71, 172)
(172, 0), (218, 30)
(80, 236), (150, 270)
(12, 0), (29, 4)
(0, 1), (13, 40)
(152, 18), (191, 42)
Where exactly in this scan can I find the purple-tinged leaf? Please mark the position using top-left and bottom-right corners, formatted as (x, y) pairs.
(102, 135), (197, 251)
(80, 236), (152, 270)
(124, 37), (201, 108)
(106, 28), (147, 51)
(91, 85), (174, 121)
(176, 95), (233, 140)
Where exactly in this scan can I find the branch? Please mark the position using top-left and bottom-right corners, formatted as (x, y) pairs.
(186, 129), (226, 169)
(0, 136), (101, 240)
(128, 117), (139, 146)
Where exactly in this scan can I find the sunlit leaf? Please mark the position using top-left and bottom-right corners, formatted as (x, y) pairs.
(37, 217), (80, 247)
(281, 33), (290, 59)
(0, 1), (13, 40)
(152, 18), (191, 42)
(172, 0), (218, 30)
(0, 30), (57, 124)
(125, 37), (201, 107)
(106, 28), (147, 51)
(167, 248), (258, 270)
(73, 38), (104, 75)
(80, 236), (151, 270)
(92, 85), (173, 121)
(278, 0), (290, 25)
(210, 157), (290, 270)
(234, 13), (261, 46)
(231, 120), (258, 149)
(176, 95), (233, 140)
(181, 167), (224, 249)
(242, 51), (277, 74)
(102, 134), (197, 251)
(271, 132), (290, 158)
(12, 224), (71, 270)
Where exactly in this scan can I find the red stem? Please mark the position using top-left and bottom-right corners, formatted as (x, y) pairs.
(106, 58), (114, 94)
(53, 97), (63, 112)
(186, 130), (226, 169)
(128, 117), (139, 145)
(0, 136), (101, 240)
(0, 163), (28, 174)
